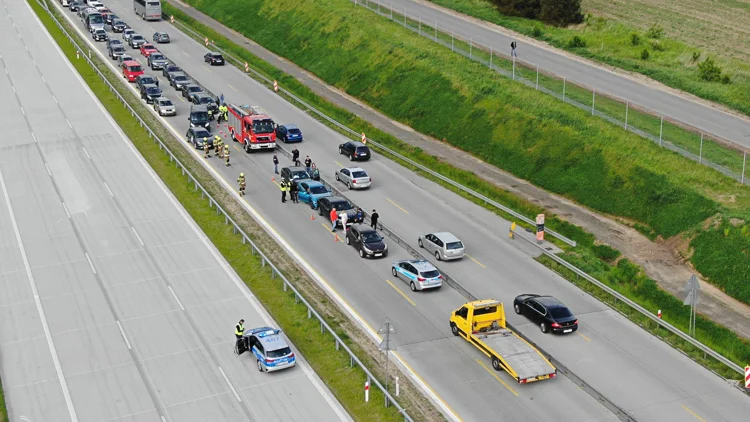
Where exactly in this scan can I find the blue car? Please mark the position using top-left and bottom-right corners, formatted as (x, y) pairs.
(276, 124), (304, 143)
(244, 327), (296, 373)
(297, 181), (332, 209)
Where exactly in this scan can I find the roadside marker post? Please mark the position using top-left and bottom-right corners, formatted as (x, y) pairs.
(273, 80), (279, 92)
(744, 366), (749, 390)
(244, 61), (249, 72)
(170, 15), (174, 24)
(364, 380), (370, 402)
(509, 222), (516, 239)
(361, 133), (367, 144)
(204, 37), (208, 47)
(76, 50), (79, 59)
(657, 309), (662, 319)
(395, 376), (400, 396)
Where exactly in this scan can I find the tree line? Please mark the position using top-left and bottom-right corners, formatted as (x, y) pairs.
(489, 0), (583, 26)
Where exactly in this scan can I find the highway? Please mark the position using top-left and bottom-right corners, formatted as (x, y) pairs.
(381, 0), (750, 149)
(52, 0), (750, 421)
(0, 1), (349, 421)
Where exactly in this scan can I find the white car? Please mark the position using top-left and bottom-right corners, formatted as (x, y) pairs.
(153, 97), (176, 116)
(334, 167), (371, 190)
(87, 0), (103, 7)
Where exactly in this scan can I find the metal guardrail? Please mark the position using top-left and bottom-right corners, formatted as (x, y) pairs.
(166, 14), (578, 247)
(37, 1), (412, 419)
(511, 230), (746, 376)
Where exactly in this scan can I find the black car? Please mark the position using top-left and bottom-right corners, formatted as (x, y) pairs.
(111, 19), (127, 33)
(162, 63), (181, 77)
(204, 52), (225, 66)
(69, 2), (82, 12)
(346, 225), (387, 259)
(338, 141), (370, 161)
(180, 84), (204, 98)
(317, 196), (359, 227)
(105, 13), (118, 24)
(513, 294), (578, 334)
(92, 28), (107, 42)
(189, 93), (218, 113)
(280, 166), (311, 187)
(139, 84), (162, 104)
(185, 127), (213, 149)
(135, 74), (159, 90)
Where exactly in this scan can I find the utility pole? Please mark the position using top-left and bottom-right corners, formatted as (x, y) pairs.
(378, 318), (397, 407)
(683, 274), (700, 337)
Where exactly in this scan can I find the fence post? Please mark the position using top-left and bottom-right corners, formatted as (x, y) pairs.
(469, 39), (472, 59)
(512, 56), (515, 80)
(699, 133), (704, 164)
(742, 151), (747, 185)
(624, 102), (629, 129)
(592, 89), (596, 115)
(489, 47), (492, 68)
(562, 78), (566, 102)
(451, 30), (454, 51)
(659, 116), (664, 145)
(434, 21), (437, 41)
(536, 67), (539, 90)
(390, 4), (393, 19)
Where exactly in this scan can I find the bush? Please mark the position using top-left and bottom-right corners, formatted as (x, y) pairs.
(721, 74), (732, 84)
(640, 49), (650, 60)
(592, 244), (621, 261)
(531, 26), (543, 37)
(568, 35), (587, 48)
(692, 51), (701, 62)
(630, 33), (641, 46)
(648, 39), (664, 51)
(646, 23), (664, 39)
(698, 57), (723, 82)
(490, 0), (583, 26)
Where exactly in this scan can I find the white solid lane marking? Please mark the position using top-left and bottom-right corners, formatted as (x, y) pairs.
(20, 106), (25, 116)
(62, 202), (71, 219)
(103, 182), (113, 197)
(117, 321), (132, 349)
(53, 95), (58, 104)
(31, 132), (37, 143)
(84, 252), (96, 274)
(44, 162), (51, 176)
(218, 366), (242, 402)
(0, 169), (80, 422)
(11, 85), (16, 93)
(82, 147), (91, 159)
(66, 118), (72, 128)
(167, 286), (185, 311)
(131, 226), (144, 246)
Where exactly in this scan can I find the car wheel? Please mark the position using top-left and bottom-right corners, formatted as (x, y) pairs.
(409, 281), (417, 292)
(492, 356), (502, 371)
(450, 323), (459, 337)
(256, 360), (264, 372)
(391, 267), (397, 278)
(435, 251), (441, 261)
(349, 153), (354, 161)
(345, 236), (350, 245)
(514, 304), (522, 315)
(335, 173), (339, 181)
(418, 239), (423, 248)
(339, 147), (343, 154)
(310, 201), (316, 209)
(359, 249), (364, 258)
(348, 182), (353, 190)
(540, 322), (548, 334)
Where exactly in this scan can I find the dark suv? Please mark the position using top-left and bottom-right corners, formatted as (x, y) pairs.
(280, 166), (311, 187)
(338, 141), (370, 161)
(317, 196), (360, 227)
(346, 225), (387, 258)
(139, 84), (162, 104)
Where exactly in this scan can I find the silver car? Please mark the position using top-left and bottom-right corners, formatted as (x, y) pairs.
(334, 167), (371, 190)
(116, 54), (134, 67)
(153, 97), (176, 116)
(148, 53), (169, 70)
(418, 232), (465, 261)
(122, 28), (135, 41)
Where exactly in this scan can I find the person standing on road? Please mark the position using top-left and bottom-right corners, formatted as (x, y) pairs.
(290, 180), (299, 203)
(511, 41), (518, 57)
(224, 145), (230, 166)
(311, 163), (320, 180)
(329, 207), (338, 232)
(304, 155), (312, 174)
(237, 173), (246, 196)
(219, 93), (225, 106)
(355, 207), (364, 224)
(235, 319), (245, 353)
(340, 210), (349, 233)
(216, 137), (224, 158)
(370, 209), (379, 230)
(280, 178), (288, 203)
(203, 139), (211, 158)
(273, 154), (279, 174)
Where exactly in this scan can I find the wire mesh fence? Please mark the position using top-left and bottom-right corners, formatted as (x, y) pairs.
(352, 0), (749, 185)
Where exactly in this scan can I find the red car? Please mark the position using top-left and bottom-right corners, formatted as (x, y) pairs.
(139, 43), (158, 57)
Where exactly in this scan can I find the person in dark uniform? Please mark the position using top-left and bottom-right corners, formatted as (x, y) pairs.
(290, 179), (298, 203)
(292, 147), (300, 166)
(370, 209), (379, 230)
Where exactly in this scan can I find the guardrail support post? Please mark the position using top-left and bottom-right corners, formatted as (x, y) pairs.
(536, 67), (539, 90)
(592, 89), (596, 115)
(451, 30), (454, 52)
(562, 78), (566, 102)
(489, 47), (492, 68)
(469, 38), (472, 59)
(283, 280), (288, 291)
(699, 133), (704, 164)
(307, 307), (312, 319)
(434, 21), (437, 41)
(418, 17), (421, 35)
(335, 339), (340, 350)
(390, 4), (393, 19)
(261, 256), (265, 267)
(659, 116), (664, 145)
(742, 151), (747, 185)
(624, 102), (629, 129)
(320, 321), (324, 333)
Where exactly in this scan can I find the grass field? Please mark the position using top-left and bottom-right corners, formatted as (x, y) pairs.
(0, 374), (6, 422)
(29, 0), (434, 420)
(427, 0), (750, 117)
(163, 1), (750, 378)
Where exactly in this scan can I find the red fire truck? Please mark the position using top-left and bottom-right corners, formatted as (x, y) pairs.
(227, 104), (277, 152)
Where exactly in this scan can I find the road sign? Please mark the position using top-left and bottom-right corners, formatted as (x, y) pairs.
(683, 274), (700, 337)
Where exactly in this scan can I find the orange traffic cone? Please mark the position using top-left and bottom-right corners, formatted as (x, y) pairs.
(271, 176), (275, 182)
(310, 214), (315, 221)
(334, 234), (339, 242)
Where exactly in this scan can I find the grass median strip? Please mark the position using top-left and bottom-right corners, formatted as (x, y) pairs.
(30, 0), (441, 420)
(163, 2), (750, 381)
(0, 376), (6, 422)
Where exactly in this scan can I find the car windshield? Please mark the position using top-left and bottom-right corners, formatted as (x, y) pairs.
(128, 65), (142, 72)
(194, 130), (209, 138)
(351, 171), (367, 178)
(199, 97), (213, 104)
(159, 100), (172, 106)
(446, 241), (464, 250)
(95, 29), (105, 34)
(151, 54), (165, 60)
(362, 232), (383, 243)
(89, 15), (103, 24)
(146, 87), (160, 95)
(132, 35), (144, 41)
(174, 76), (188, 82)
(253, 119), (275, 134)
(420, 270), (440, 278)
(549, 307), (573, 319)
(290, 170), (309, 179)
(140, 77), (154, 84)
(191, 112), (209, 121)
(112, 47), (124, 52)
(308, 186), (328, 195)
(189, 86), (202, 92)
(214, 55), (224, 60)
(267, 346), (292, 358)
(331, 201), (352, 210)
(167, 66), (180, 72)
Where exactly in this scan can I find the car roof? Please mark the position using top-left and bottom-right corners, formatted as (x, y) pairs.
(342, 167), (365, 173)
(123, 60), (139, 66)
(156, 97), (171, 102)
(534, 296), (566, 309)
(349, 141), (366, 147)
(397, 259), (437, 272)
(284, 166), (308, 172)
(284, 124), (299, 130)
(142, 83), (157, 88)
(303, 180), (325, 188)
(430, 232), (461, 242)
(142, 43), (155, 47)
(192, 127), (210, 134)
(191, 104), (208, 111)
(351, 224), (375, 233)
(327, 196), (350, 204)
(252, 329), (290, 352)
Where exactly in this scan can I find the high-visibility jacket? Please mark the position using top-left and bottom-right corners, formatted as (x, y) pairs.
(237, 176), (245, 185)
(235, 323), (244, 337)
(280, 181), (288, 191)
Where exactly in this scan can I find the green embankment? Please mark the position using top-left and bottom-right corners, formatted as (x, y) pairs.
(427, 0), (750, 118)
(29, 0), (428, 420)
(162, 1), (750, 378)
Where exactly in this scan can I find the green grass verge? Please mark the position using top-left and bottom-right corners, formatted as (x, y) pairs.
(426, 0), (750, 119)
(0, 374), (6, 422)
(162, 1), (750, 377)
(30, 0), (430, 420)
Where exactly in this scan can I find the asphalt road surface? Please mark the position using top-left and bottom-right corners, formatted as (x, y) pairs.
(0, 1), (349, 421)
(385, 0), (750, 149)
(53, 0), (750, 421)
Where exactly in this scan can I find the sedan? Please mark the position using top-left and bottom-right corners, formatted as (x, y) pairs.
(513, 295), (578, 334)
(105, 13), (118, 24)
(339, 141), (371, 161)
(335, 167), (371, 190)
(108, 45), (126, 60)
(297, 181), (332, 209)
(69, 2), (82, 12)
(139, 43), (158, 57)
(153, 31), (171, 43)
(122, 28), (135, 41)
(169, 74), (190, 90)
(204, 52), (225, 65)
(147, 53), (169, 70)
(391, 259), (442, 292)
(317, 196), (356, 226)
(111, 20), (127, 33)
(275, 124), (303, 143)
(128, 35), (146, 49)
(92, 28), (107, 42)
(180, 84), (204, 98)
(116, 54), (134, 66)
(346, 225), (387, 259)
(105, 38), (121, 50)
(153, 97), (176, 116)
(162, 63), (181, 77)
(185, 127), (213, 149)
(140, 84), (162, 104)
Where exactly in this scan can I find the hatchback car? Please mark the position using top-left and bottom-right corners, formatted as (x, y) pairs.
(180, 84), (204, 98)
(69, 2), (82, 12)
(391, 259), (443, 292)
(111, 19), (127, 33)
(513, 294), (578, 334)
(105, 38), (121, 49)
(185, 127), (213, 149)
(104, 13), (118, 24)
(204, 52), (225, 65)
(339, 141), (371, 161)
(162, 63), (181, 77)
(242, 327), (296, 373)
(189, 93), (219, 114)
(116, 54), (134, 67)
(121, 60), (144, 82)
(152, 31), (170, 43)
(92, 28), (107, 41)
(316, 196), (356, 226)
(135, 74), (159, 90)
(153, 97), (176, 116)
(297, 181), (332, 209)
(139, 43), (158, 57)
(275, 124), (303, 143)
(346, 225), (387, 259)
(418, 232), (465, 261)
(147, 53), (168, 70)
(169, 73), (190, 90)
(122, 29), (135, 40)
(108, 45), (125, 60)
(128, 34), (146, 48)
(139, 84), (162, 104)
(335, 167), (371, 190)
(280, 166), (311, 187)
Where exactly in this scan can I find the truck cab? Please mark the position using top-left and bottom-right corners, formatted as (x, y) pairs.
(227, 104), (277, 152)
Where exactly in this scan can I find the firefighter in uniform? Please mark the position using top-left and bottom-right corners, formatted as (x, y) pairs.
(221, 104), (228, 122)
(235, 319), (245, 354)
(214, 135), (222, 158)
(237, 173), (246, 196)
(203, 138), (210, 158)
(224, 145), (230, 166)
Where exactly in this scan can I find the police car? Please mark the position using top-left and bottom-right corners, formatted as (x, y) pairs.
(243, 327), (296, 372)
(391, 259), (443, 291)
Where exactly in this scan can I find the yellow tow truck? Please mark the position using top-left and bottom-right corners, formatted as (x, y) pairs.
(450, 299), (557, 383)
